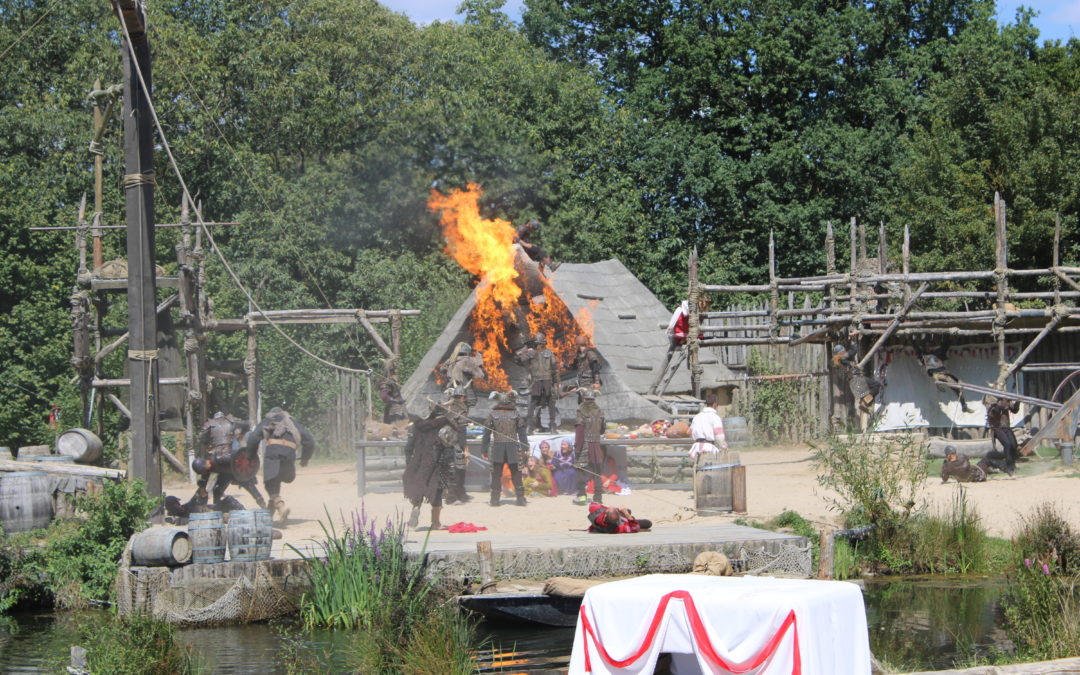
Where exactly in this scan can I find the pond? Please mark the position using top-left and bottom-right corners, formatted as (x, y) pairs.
(0, 576), (1010, 673)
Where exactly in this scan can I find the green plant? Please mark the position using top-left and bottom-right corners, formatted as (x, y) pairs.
(1001, 559), (1080, 660)
(0, 529), (48, 611)
(812, 429), (924, 533)
(832, 539), (860, 580)
(907, 488), (988, 575)
(80, 613), (198, 675)
(391, 603), (478, 675)
(46, 479), (159, 608)
(1013, 503), (1080, 573)
(746, 350), (811, 442)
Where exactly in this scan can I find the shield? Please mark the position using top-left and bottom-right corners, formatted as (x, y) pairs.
(230, 449), (261, 483)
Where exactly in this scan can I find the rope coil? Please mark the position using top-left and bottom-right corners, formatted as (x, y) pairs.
(123, 171), (156, 189)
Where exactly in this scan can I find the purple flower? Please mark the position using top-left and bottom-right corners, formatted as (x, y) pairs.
(1043, 563), (1051, 575)
(1025, 558), (1032, 569)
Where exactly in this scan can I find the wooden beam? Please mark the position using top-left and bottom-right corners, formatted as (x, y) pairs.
(856, 282), (929, 368)
(357, 311), (394, 358)
(1001, 313), (1063, 382)
(0, 458), (125, 480)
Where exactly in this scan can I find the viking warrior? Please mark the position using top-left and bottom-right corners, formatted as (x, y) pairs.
(587, 504), (652, 534)
(515, 332), (560, 432)
(403, 404), (455, 529)
(918, 343), (972, 413)
(481, 390), (529, 507)
(573, 388), (606, 505)
(190, 412), (264, 510)
(514, 219), (551, 268)
(940, 447), (987, 483)
(984, 397), (1021, 476)
(569, 335), (603, 398)
(442, 387), (473, 505)
(831, 334), (883, 411)
(245, 407), (315, 523)
(378, 358), (407, 423)
(441, 342), (485, 407)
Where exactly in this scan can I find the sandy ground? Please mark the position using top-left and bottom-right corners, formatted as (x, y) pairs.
(164, 445), (1080, 552)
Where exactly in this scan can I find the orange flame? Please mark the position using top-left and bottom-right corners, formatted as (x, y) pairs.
(429, 185), (595, 392)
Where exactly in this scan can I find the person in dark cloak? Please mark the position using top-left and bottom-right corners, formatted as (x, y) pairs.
(573, 388), (607, 506)
(245, 407), (315, 524)
(402, 403), (455, 529)
(940, 446), (987, 483)
(830, 332), (883, 411)
(569, 335), (602, 402)
(480, 390), (529, 507)
(442, 387), (473, 505)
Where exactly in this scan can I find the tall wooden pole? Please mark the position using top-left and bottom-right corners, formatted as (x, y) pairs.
(117, 0), (160, 496)
(994, 193), (1009, 388)
(688, 247), (701, 398)
(92, 80), (105, 271)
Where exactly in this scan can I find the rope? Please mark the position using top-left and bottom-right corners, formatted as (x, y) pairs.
(128, 349), (158, 412)
(0, 0), (61, 62)
(122, 171), (156, 188)
(113, 13), (372, 377)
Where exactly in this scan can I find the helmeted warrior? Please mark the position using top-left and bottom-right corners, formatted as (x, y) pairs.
(918, 342), (972, 413)
(441, 342), (485, 407)
(378, 357), (407, 423)
(442, 386), (473, 505)
(244, 407), (315, 523)
(573, 388), (607, 505)
(480, 390), (529, 507)
(515, 332), (560, 432)
(191, 411), (264, 509)
(514, 219), (550, 268)
(569, 335), (603, 398)
(940, 446), (987, 483)
(402, 403), (455, 530)
(984, 397), (1021, 476)
(831, 333), (883, 412)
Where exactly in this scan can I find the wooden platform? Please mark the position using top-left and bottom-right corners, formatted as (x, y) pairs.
(405, 522), (809, 584)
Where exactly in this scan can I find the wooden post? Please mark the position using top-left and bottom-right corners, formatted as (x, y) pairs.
(878, 222), (887, 275)
(245, 322), (258, 423)
(118, 0), (161, 497)
(768, 231), (779, 342)
(848, 217), (858, 315)
(731, 464), (746, 513)
(857, 283), (929, 369)
(902, 223), (911, 297)
(390, 309), (402, 357)
(817, 530), (835, 580)
(1054, 215), (1062, 307)
(477, 541), (496, 593)
(994, 193), (1009, 388)
(688, 248), (701, 398)
(356, 440), (367, 497)
(825, 222), (836, 310)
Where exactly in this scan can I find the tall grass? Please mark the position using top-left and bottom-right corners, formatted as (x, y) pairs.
(291, 507), (476, 674)
(81, 613), (199, 675)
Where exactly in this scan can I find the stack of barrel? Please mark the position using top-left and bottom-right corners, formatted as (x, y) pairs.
(129, 509), (272, 567)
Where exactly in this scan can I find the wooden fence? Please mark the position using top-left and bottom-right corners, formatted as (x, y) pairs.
(706, 301), (830, 442)
(318, 371), (370, 457)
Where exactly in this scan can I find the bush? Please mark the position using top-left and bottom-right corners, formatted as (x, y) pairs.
(1001, 503), (1080, 659)
(878, 488), (990, 575)
(812, 429), (924, 533)
(746, 349), (811, 442)
(81, 613), (198, 675)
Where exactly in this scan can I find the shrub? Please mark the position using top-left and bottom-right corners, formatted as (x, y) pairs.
(81, 613), (198, 675)
(812, 429), (924, 533)
(746, 350), (811, 442)
(905, 488), (988, 575)
(1001, 503), (1080, 659)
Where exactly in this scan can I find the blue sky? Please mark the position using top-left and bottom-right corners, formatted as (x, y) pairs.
(381, 1), (1078, 44)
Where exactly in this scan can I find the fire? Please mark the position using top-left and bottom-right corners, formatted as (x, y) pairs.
(429, 185), (595, 392)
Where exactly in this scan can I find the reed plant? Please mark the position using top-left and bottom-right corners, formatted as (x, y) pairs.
(292, 507), (476, 674)
(80, 613), (199, 675)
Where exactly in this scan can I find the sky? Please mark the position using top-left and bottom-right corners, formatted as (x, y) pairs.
(380, 0), (1078, 44)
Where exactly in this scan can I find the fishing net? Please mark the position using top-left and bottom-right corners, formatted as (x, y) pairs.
(115, 542), (306, 626)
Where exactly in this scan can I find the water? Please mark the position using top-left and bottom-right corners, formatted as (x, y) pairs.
(0, 577), (1010, 674)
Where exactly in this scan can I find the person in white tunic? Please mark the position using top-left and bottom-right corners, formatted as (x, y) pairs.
(689, 394), (727, 459)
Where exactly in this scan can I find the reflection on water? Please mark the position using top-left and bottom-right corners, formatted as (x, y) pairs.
(0, 577), (1012, 674)
(863, 576), (1011, 671)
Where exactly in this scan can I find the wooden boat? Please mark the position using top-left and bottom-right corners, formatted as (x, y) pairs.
(457, 591), (583, 627)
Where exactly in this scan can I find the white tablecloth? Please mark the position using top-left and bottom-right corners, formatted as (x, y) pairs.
(569, 574), (870, 674)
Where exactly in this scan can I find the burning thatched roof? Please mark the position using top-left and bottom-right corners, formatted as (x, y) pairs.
(402, 258), (734, 422)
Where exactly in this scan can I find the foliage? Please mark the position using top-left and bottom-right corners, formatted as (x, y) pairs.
(80, 613), (198, 675)
(1012, 502), (1080, 574)
(745, 349), (812, 443)
(291, 508), (475, 674)
(45, 479), (158, 608)
(812, 430), (924, 533)
(0, 528), (49, 612)
(879, 488), (991, 575)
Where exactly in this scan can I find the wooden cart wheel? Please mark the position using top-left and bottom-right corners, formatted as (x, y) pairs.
(1051, 369), (1080, 405)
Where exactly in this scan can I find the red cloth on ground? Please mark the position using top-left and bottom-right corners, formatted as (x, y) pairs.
(446, 522), (488, 533)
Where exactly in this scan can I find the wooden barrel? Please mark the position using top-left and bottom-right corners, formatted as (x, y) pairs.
(0, 471), (54, 533)
(188, 512), (226, 564)
(723, 417), (749, 445)
(131, 527), (192, 566)
(55, 428), (103, 464)
(227, 509), (272, 562)
(694, 450), (739, 514)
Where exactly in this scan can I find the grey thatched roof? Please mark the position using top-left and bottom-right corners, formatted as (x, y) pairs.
(402, 258), (733, 423)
